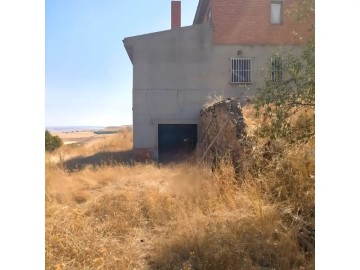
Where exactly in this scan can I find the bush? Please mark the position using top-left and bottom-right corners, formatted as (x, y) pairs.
(45, 130), (63, 152)
(254, 0), (314, 143)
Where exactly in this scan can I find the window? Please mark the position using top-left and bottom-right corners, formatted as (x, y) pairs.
(231, 58), (252, 83)
(207, 9), (212, 22)
(271, 2), (282, 24)
(271, 57), (282, 82)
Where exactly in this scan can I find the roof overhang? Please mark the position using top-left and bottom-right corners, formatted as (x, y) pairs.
(123, 38), (134, 64)
(193, 0), (210, 25)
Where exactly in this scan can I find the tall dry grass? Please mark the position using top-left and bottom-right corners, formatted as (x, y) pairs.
(46, 128), (133, 164)
(46, 110), (314, 270)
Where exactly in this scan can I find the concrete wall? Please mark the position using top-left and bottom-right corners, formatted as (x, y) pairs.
(124, 23), (303, 160)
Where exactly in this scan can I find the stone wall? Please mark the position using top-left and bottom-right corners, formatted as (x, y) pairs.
(197, 98), (247, 169)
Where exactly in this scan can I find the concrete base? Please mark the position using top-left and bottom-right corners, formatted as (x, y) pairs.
(133, 148), (154, 162)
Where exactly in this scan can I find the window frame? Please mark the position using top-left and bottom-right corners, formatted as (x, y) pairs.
(270, 1), (283, 25)
(230, 57), (252, 84)
(271, 57), (283, 83)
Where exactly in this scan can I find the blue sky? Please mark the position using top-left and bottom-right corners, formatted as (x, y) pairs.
(45, 0), (199, 127)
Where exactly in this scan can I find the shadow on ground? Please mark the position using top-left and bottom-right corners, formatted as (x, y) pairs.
(63, 150), (135, 171)
(63, 150), (199, 171)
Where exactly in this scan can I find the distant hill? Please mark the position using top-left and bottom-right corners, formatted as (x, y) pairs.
(94, 125), (133, 134)
(102, 125), (132, 131)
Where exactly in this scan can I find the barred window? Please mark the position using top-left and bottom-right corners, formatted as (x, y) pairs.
(231, 58), (252, 83)
(271, 58), (282, 82)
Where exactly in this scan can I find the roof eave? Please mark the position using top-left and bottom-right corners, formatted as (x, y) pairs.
(193, 0), (210, 25)
(123, 39), (134, 64)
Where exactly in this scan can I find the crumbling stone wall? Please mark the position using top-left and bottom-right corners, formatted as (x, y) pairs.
(197, 98), (247, 172)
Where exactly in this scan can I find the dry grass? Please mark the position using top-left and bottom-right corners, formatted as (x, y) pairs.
(46, 110), (314, 270)
(46, 128), (133, 164)
(202, 94), (224, 110)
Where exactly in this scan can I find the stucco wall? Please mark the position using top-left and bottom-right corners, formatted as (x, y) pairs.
(124, 23), (303, 159)
(130, 24), (213, 90)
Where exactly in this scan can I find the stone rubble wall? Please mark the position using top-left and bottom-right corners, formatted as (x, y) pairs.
(196, 98), (247, 168)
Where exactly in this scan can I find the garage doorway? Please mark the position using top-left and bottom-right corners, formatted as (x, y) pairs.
(158, 124), (197, 163)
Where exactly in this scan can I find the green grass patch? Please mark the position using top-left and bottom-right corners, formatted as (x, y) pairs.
(93, 130), (119, 135)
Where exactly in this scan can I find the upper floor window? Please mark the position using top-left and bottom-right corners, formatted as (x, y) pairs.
(271, 57), (282, 82)
(271, 1), (283, 24)
(231, 58), (252, 84)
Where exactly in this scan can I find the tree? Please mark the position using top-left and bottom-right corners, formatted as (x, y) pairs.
(254, 0), (314, 142)
(45, 130), (63, 152)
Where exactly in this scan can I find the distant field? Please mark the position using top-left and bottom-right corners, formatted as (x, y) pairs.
(51, 126), (131, 145)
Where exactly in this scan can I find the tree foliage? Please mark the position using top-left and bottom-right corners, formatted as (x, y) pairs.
(254, 0), (315, 142)
(45, 130), (63, 152)
(286, 0), (315, 24)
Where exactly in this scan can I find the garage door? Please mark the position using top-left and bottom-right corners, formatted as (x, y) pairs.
(158, 124), (197, 163)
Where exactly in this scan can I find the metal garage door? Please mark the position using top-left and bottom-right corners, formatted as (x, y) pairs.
(158, 124), (197, 163)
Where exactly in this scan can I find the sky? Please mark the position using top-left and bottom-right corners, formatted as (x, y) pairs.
(45, 0), (199, 127)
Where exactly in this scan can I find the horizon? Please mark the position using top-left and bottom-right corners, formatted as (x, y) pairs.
(45, 124), (132, 128)
(45, 124), (133, 132)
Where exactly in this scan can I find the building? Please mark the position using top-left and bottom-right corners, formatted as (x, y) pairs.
(123, 0), (313, 162)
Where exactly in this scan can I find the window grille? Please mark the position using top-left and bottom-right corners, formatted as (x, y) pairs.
(271, 58), (282, 82)
(231, 58), (252, 83)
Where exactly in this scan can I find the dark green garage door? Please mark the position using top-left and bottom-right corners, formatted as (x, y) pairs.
(158, 124), (197, 163)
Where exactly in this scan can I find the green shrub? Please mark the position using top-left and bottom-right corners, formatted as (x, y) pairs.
(254, 0), (314, 143)
(45, 130), (63, 152)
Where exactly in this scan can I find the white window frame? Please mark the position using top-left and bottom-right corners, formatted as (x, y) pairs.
(271, 1), (283, 24)
(271, 57), (282, 82)
(230, 58), (252, 84)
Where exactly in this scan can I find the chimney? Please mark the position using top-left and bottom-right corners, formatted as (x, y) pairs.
(171, 1), (181, 29)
